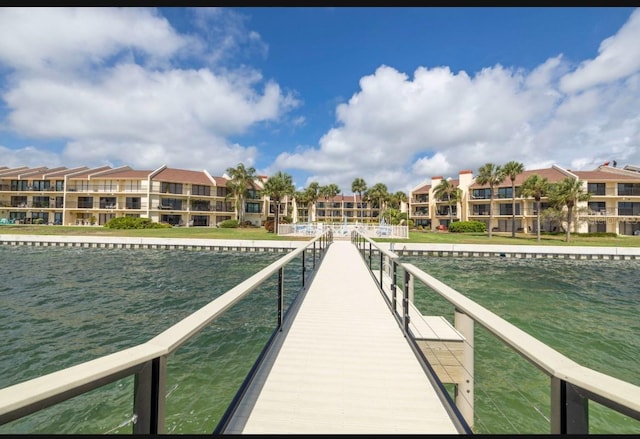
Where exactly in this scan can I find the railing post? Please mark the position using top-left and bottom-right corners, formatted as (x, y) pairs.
(301, 249), (306, 288)
(379, 252), (383, 287)
(403, 270), (410, 333)
(391, 260), (397, 314)
(133, 356), (167, 434)
(368, 242), (372, 269)
(550, 377), (589, 434)
(454, 309), (475, 429)
(313, 241), (316, 269)
(277, 267), (284, 331)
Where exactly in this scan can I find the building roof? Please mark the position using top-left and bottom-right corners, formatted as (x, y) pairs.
(152, 167), (215, 185)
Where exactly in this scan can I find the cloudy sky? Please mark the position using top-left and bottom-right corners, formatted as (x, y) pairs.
(0, 7), (638, 193)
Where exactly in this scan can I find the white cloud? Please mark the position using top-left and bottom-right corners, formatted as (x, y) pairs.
(0, 7), (297, 176)
(275, 9), (640, 193)
(560, 8), (640, 94)
(0, 7), (189, 74)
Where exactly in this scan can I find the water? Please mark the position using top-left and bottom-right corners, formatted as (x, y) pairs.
(0, 245), (302, 434)
(404, 255), (640, 434)
(1, 246), (638, 434)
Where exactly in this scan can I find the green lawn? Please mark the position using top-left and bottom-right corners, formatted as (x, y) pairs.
(1, 224), (639, 247)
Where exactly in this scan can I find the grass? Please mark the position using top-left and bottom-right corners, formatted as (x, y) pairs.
(1, 224), (639, 247)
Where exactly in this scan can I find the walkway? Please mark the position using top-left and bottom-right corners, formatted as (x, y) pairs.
(221, 240), (461, 434)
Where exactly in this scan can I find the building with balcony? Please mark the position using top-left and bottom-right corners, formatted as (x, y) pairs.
(409, 163), (640, 236)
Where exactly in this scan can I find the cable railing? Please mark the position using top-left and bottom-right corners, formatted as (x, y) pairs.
(0, 231), (333, 434)
(351, 230), (640, 434)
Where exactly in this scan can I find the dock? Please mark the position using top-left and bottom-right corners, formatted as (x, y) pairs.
(220, 240), (463, 434)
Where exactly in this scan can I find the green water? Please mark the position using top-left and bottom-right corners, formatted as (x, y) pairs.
(1, 246), (638, 434)
(404, 255), (640, 434)
(0, 246), (301, 434)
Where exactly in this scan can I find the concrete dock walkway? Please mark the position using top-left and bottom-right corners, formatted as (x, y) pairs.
(222, 241), (460, 434)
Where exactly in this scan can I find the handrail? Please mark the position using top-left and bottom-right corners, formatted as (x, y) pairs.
(351, 230), (640, 434)
(0, 231), (333, 433)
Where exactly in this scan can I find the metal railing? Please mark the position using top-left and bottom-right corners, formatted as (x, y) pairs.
(351, 231), (640, 434)
(0, 231), (333, 434)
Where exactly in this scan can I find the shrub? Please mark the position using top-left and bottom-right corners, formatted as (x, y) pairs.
(264, 219), (275, 233)
(218, 219), (239, 228)
(104, 217), (171, 229)
(448, 220), (486, 233)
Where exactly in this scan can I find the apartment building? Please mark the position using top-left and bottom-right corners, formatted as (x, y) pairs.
(0, 165), (242, 227)
(3, 161), (640, 235)
(409, 162), (640, 236)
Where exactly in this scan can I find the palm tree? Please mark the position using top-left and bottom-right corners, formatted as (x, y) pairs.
(390, 191), (408, 210)
(261, 171), (295, 234)
(433, 178), (462, 228)
(319, 183), (341, 222)
(304, 182), (320, 222)
(366, 183), (389, 222)
(502, 161), (525, 238)
(293, 190), (312, 222)
(549, 177), (591, 242)
(225, 163), (257, 224)
(518, 174), (550, 242)
(475, 163), (506, 238)
(351, 177), (367, 222)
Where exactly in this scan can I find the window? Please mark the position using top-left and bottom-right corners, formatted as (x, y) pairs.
(100, 197), (117, 208)
(499, 203), (520, 215)
(414, 194), (428, 203)
(192, 184), (210, 196)
(216, 187), (228, 197)
(588, 202), (606, 214)
(215, 201), (233, 212)
(126, 197), (141, 209)
(10, 180), (28, 191)
(618, 202), (640, 216)
(32, 180), (51, 191)
(78, 197), (93, 209)
(588, 183), (606, 196)
(191, 200), (211, 211)
(161, 182), (183, 194)
(159, 198), (182, 210)
(497, 187), (513, 199)
(618, 183), (640, 196)
(11, 196), (27, 207)
(472, 188), (491, 199)
(33, 196), (50, 208)
(192, 215), (208, 226)
(123, 181), (142, 192)
(160, 214), (182, 226)
(247, 189), (260, 199)
(473, 204), (490, 215)
(245, 202), (261, 213)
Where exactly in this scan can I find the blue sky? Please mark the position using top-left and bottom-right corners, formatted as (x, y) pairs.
(0, 7), (639, 194)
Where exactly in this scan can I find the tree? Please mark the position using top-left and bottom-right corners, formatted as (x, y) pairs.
(366, 183), (389, 221)
(319, 183), (341, 222)
(475, 163), (505, 238)
(433, 178), (462, 227)
(304, 182), (320, 222)
(351, 177), (367, 222)
(518, 174), (550, 242)
(502, 161), (525, 238)
(225, 163), (257, 224)
(261, 171), (295, 234)
(390, 191), (408, 210)
(548, 177), (591, 242)
(293, 190), (312, 223)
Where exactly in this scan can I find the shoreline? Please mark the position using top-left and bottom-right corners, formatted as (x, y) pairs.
(2, 234), (640, 259)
